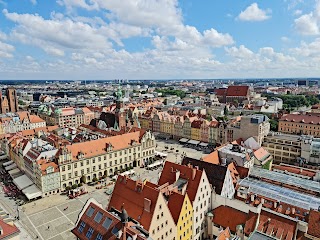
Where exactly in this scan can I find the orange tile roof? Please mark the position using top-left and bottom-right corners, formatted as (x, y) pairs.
(254, 147), (270, 161)
(37, 159), (59, 175)
(216, 227), (231, 240)
(16, 111), (29, 121)
(108, 176), (160, 230)
(29, 115), (45, 123)
(158, 161), (203, 202)
(62, 131), (142, 161)
(202, 150), (220, 165)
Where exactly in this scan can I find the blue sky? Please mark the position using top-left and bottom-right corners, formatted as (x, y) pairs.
(0, 0), (319, 79)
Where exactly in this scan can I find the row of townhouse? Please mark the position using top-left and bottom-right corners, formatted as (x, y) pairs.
(139, 112), (270, 146)
(138, 111), (226, 145)
(5, 129), (156, 195)
(0, 111), (46, 134)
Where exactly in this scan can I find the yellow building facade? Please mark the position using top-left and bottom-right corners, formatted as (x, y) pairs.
(177, 194), (193, 240)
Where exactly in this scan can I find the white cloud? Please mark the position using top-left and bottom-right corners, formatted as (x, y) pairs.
(294, 1), (320, 35)
(26, 55), (34, 61)
(281, 36), (291, 42)
(225, 45), (254, 59)
(238, 3), (271, 22)
(30, 0), (37, 5)
(0, 41), (15, 58)
(294, 9), (302, 16)
(290, 38), (320, 58)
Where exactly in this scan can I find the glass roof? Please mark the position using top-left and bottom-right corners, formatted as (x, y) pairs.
(239, 178), (320, 210)
(250, 167), (320, 193)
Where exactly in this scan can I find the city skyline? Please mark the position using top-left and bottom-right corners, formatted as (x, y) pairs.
(0, 0), (320, 79)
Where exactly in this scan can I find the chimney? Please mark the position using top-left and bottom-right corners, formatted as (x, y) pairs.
(250, 194), (255, 202)
(144, 198), (151, 212)
(175, 170), (180, 181)
(192, 168), (196, 180)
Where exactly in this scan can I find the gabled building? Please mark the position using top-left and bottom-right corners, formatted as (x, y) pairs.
(158, 161), (212, 240)
(182, 157), (236, 199)
(72, 198), (152, 240)
(108, 176), (177, 240)
(214, 86), (250, 104)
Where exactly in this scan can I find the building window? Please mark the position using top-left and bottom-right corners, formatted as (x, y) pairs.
(86, 227), (94, 239)
(110, 162), (112, 167)
(96, 233), (103, 240)
(68, 173), (71, 178)
(92, 159), (95, 164)
(94, 212), (103, 223)
(74, 163), (77, 168)
(86, 207), (95, 217)
(68, 165), (71, 170)
(78, 221), (86, 233)
(62, 166), (65, 171)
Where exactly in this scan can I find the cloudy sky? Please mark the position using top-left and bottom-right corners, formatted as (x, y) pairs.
(0, 0), (320, 80)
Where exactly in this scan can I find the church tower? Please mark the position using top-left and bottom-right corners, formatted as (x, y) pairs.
(114, 85), (125, 129)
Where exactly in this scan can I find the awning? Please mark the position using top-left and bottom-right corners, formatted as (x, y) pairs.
(2, 161), (13, 167)
(179, 138), (189, 143)
(153, 160), (164, 167)
(5, 163), (17, 171)
(120, 170), (135, 176)
(199, 142), (208, 147)
(188, 140), (200, 145)
(13, 175), (33, 190)
(22, 185), (42, 200)
(8, 168), (22, 178)
(155, 151), (168, 157)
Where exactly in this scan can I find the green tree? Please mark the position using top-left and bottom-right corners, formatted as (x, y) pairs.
(223, 106), (228, 116)
(92, 177), (98, 182)
(269, 119), (279, 131)
(72, 184), (78, 189)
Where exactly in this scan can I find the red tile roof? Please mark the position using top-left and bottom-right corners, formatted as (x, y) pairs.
(108, 176), (160, 230)
(158, 161), (203, 202)
(214, 88), (227, 96)
(212, 206), (248, 233)
(307, 210), (320, 238)
(0, 219), (20, 239)
(167, 192), (185, 224)
(257, 210), (297, 240)
(280, 114), (320, 124)
(273, 164), (316, 178)
(244, 211), (258, 236)
(226, 86), (249, 97)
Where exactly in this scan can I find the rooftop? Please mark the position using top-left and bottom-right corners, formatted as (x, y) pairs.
(250, 167), (320, 194)
(239, 178), (320, 210)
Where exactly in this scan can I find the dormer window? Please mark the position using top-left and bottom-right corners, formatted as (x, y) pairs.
(77, 151), (85, 159)
(106, 143), (113, 152)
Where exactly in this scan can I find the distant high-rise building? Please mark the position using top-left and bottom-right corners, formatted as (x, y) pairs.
(0, 87), (18, 113)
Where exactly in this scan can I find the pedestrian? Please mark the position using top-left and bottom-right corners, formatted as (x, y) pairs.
(47, 226), (50, 230)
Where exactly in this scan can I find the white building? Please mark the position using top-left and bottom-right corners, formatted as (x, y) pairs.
(158, 162), (212, 240)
